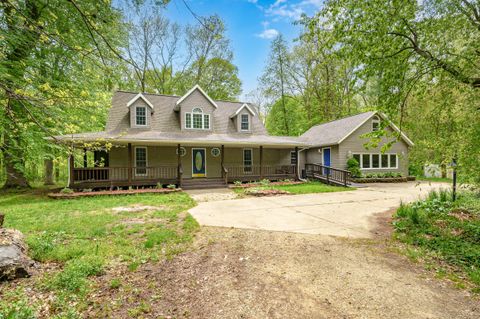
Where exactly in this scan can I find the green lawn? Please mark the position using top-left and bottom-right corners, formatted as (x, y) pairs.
(0, 190), (198, 318)
(234, 181), (353, 195)
(393, 189), (480, 292)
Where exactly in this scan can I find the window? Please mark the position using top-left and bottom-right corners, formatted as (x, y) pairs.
(185, 107), (210, 130)
(243, 149), (253, 173)
(362, 154), (370, 169)
(135, 106), (147, 126)
(372, 154), (380, 168)
(353, 153), (398, 169)
(381, 154), (389, 168)
(241, 114), (250, 131)
(290, 151), (297, 165)
(176, 147), (186, 157)
(372, 115), (380, 132)
(211, 148), (220, 157)
(389, 154), (397, 168)
(135, 147), (147, 176)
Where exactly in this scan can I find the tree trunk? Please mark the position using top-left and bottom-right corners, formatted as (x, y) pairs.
(44, 158), (54, 185)
(3, 140), (29, 189)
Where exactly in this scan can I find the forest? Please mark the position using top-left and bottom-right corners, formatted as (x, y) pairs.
(1, 0), (479, 188)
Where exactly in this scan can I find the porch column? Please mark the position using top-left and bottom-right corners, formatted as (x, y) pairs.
(259, 146), (263, 179)
(127, 143), (132, 183)
(83, 148), (87, 168)
(221, 144), (224, 176)
(177, 144), (182, 188)
(295, 146), (299, 180)
(68, 153), (74, 188)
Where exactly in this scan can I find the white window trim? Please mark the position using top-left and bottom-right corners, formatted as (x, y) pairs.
(243, 148), (253, 173)
(184, 108), (211, 130)
(135, 106), (148, 127)
(134, 146), (148, 176)
(372, 115), (380, 132)
(191, 148), (207, 177)
(240, 113), (250, 131)
(353, 152), (398, 170)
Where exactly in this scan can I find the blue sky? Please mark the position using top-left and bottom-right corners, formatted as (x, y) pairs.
(164, 0), (323, 98)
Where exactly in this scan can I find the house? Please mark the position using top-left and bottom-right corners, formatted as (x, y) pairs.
(54, 85), (306, 189)
(52, 85), (413, 189)
(300, 111), (414, 176)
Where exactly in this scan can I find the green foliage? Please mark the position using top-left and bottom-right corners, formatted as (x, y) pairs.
(109, 278), (121, 289)
(346, 157), (361, 178)
(234, 181), (352, 195)
(394, 190), (480, 291)
(0, 290), (37, 319)
(265, 97), (306, 136)
(60, 187), (74, 194)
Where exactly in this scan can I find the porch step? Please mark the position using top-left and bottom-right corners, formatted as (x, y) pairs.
(181, 178), (227, 190)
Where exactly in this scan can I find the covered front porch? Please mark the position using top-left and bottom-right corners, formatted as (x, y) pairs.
(68, 143), (299, 190)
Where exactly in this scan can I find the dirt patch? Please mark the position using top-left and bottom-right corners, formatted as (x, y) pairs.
(86, 227), (479, 319)
(111, 205), (166, 213)
(369, 209), (396, 239)
(449, 209), (477, 221)
(244, 189), (291, 196)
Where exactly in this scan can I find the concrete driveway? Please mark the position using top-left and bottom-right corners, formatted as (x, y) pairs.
(188, 182), (448, 238)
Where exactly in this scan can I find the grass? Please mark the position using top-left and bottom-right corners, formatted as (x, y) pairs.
(0, 189), (197, 318)
(393, 189), (480, 292)
(234, 181), (353, 195)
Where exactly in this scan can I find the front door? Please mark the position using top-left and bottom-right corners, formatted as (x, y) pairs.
(323, 148), (331, 175)
(192, 148), (206, 177)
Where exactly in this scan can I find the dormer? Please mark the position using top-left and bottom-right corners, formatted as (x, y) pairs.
(230, 103), (256, 133)
(175, 85), (217, 131)
(127, 93), (154, 128)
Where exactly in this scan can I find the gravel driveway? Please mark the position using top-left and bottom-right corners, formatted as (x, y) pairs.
(189, 182), (448, 238)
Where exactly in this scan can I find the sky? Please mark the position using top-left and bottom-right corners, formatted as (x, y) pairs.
(164, 0), (324, 99)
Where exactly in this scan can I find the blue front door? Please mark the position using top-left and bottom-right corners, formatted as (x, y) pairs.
(323, 148), (331, 175)
(192, 148), (206, 177)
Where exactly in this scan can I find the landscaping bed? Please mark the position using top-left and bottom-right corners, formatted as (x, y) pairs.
(230, 180), (304, 188)
(244, 189), (291, 196)
(48, 187), (181, 199)
(393, 189), (480, 292)
(353, 177), (408, 183)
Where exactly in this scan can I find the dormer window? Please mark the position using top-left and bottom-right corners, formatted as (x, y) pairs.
(241, 114), (250, 131)
(372, 115), (380, 132)
(185, 107), (210, 130)
(135, 106), (147, 126)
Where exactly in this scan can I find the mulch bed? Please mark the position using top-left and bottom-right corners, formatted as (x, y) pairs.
(48, 188), (181, 199)
(244, 189), (291, 196)
(230, 181), (304, 189)
(353, 177), (408, 183)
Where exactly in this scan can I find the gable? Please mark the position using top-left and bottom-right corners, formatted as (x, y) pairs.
(175, 85), (218, 110)
(230, 103), (256, 118)
(126, 93), (153, 109)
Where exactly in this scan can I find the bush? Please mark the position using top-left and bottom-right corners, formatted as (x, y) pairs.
(346, 157), (361, 177)
(259, 179), (271, 186)
(234, 180), (242, 186)
(167, 184), (176, 189)
(60, 187), (74, 194)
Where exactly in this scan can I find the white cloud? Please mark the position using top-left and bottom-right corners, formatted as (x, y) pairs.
(256, 28), (280, 39)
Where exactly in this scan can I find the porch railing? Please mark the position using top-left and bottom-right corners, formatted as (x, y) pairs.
(225, 164), (296, 179)
(73, 166), (178, 183)
(305, 163), (351, 186)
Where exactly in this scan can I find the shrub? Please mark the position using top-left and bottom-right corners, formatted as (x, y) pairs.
(109, 278), (121, 289)
(259, 179), (271, 186)
(167, 184), (176, 189)
(346, 157), (362, 178)
(60, 187), (74, 194)
(234, 180), (242, 186)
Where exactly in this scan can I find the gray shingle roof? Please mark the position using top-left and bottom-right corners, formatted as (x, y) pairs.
(300, 111), (376, 146)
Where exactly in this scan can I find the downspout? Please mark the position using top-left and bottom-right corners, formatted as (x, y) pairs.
(297, 147), (309, 182)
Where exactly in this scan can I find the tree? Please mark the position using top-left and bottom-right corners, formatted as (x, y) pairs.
(265, 97), (305, 136)
(260, 34), (292, 134)
(0, 0), (130, 188)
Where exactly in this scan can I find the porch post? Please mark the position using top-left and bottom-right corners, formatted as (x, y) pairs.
(295, 146), (299, 180)
(221, 144), (224, 178)
(177, 144), (182, 188)
(68, 153), (74, 188)
(259, 146), (263, 179)
(128, 143), (132, 183)
(83, 148), (87, 168)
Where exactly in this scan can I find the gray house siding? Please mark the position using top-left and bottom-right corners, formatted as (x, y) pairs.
(338, 117), (409, 175)
(108, 145), (295, 179)
(305, 145), (340, 168)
